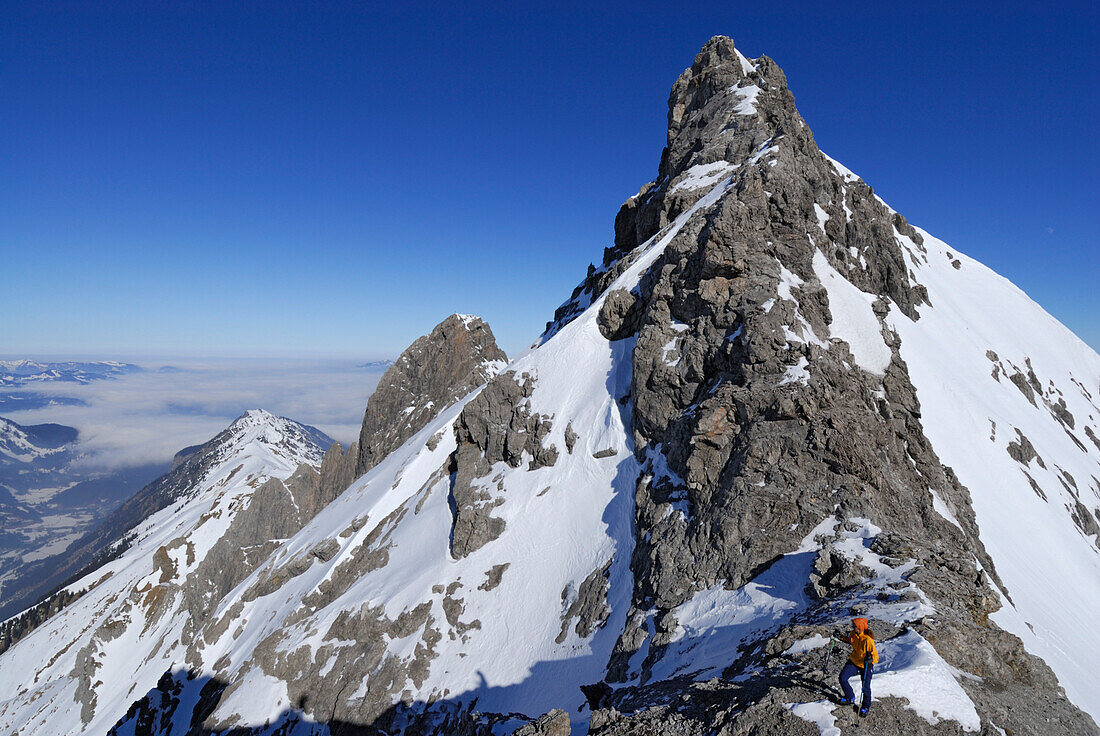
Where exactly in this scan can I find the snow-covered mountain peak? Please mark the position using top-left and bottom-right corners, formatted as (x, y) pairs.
(0, 410), (337, 734)
(0, 416), (77, 462)
(214, 409), (332, 467)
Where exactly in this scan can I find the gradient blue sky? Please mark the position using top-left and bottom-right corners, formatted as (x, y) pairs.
(3, 1), (1097, 359)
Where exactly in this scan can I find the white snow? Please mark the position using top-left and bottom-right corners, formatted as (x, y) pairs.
(930, 489), (964, 531)
(732, 84), (761, 115)
(873, 631), (981, 731)
(777, 264), (804, 301)
(661, 338), (680, 366)
(885, 224), (1100, 720)
(813, 203), (831, 235)
(812, 249), (892, 376)
(785, 634), (829, 655)
(785, 701), (841, 736)
(821, 152), (860, 183)
(670, 161), (739, 193)
(735, 49), (756, 77)
(778, 357), (810, 386)
(788, 626), (983, 732)
(748, 143), (780, 167)
(669, 319), (690, 332)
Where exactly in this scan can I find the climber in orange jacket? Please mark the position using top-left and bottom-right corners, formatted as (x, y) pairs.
(837, 617), (879, 716)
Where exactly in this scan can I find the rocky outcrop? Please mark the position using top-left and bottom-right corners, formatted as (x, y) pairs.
(180, 464), (330, 650)
(317, 439), (359, 507)
(566, 35), (1095, 735)
(356, 314), (507, 477)
(449, 371), (557, 558)
(512, 709), (571, 736)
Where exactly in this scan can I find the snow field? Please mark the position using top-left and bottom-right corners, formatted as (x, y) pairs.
(670, 161), (739, 194)
(886, 224), (1100, 720)
(872, 631), (980, 731)
(811, 250), (892, 376)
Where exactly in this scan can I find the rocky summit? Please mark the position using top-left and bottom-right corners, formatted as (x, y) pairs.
(2, 36), (1099, 736)
(355, 313), (508, 478)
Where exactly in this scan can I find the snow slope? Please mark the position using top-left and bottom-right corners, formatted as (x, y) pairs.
(0, 410), (328, 735)
(186, 175), (741, 733)
(884, 221), (1100, 717)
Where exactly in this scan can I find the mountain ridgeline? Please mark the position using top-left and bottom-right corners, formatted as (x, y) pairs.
(2, 37), (1099, 736)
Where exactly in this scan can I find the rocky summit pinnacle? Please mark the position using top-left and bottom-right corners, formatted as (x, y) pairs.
(355, 313), (508, 477)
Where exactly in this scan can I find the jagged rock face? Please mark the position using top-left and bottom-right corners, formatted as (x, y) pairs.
(570, 36), (1097, 735)
(450, 371), (558, 558)
(356, 314), (507, 478)
(568, 36), (986, 614)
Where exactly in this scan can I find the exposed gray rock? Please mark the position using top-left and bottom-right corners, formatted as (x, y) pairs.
(356, 314), (507, 478)
(478, 563), (510, 591)
(185, 466), (320, 615)
(809, 545), (873, 598)
(1051, 397), (1076, 428)
(319, 439), (358, 503)
(1085, 425), (1100, 452)
(1009, 370), (1038, 406)
(565, 422), (579, 454)
(1007, 429), (1044, 467)
(510, 708), (571, 736)
(449, 371), (558, 558)
(598, 288), (643, 341)
(581, 35), (1098, 736)
(557, 561), (613, 643)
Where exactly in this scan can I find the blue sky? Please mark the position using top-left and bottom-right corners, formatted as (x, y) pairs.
(3, 1), (1097, 358)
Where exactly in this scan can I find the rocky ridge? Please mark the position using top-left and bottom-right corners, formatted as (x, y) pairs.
(0, 411), (332, 644)
(567, 36), (1097, 735)
(355, 313), (508, 478)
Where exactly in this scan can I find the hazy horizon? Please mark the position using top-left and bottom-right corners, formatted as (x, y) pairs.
(1, 357), (388, 470)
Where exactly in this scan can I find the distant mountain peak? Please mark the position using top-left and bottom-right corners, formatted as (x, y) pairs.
(212, 409), (333, 465)
(0, 360), (141, 387)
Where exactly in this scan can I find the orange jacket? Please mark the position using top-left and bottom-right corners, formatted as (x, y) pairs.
(846, 631), (879, 666)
